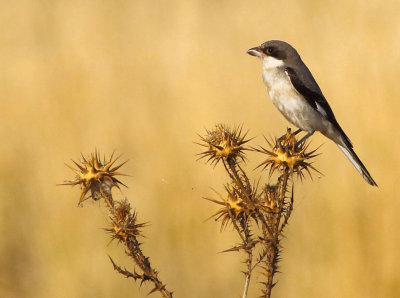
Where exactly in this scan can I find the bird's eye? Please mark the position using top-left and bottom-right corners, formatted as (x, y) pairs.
(265, 47), (274, 54)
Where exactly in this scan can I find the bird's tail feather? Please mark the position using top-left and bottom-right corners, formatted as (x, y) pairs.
(337, 144), (377, 186)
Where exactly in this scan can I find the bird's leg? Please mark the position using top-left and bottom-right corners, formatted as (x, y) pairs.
(295, 131), (314, 149)
(293, 128), (302, 135)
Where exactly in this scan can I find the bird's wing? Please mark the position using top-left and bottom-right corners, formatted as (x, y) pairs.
(284, 67), (336, 122)
(285, 66), (352, 147)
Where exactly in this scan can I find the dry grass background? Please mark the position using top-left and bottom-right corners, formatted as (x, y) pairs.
(0, 0), (399, 297)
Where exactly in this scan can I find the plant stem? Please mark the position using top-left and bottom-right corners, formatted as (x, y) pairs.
(242, 247), (252, 298)
(242, 272), (251, 298)
(105, 198), (173, 298)
(262, 168), (291, 297)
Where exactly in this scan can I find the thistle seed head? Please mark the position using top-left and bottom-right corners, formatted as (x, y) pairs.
(107, 199), (147, 242)
(62, 151), (128, 206)
(256, 128), (320, 179)
(197, 124), (250, 165)
(205, 184), (258, 230)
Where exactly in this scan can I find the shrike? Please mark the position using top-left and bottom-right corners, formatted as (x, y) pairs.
(247, 40), (377, 186)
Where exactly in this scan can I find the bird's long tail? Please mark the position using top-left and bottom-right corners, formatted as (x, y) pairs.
(337, 144), (377, 186)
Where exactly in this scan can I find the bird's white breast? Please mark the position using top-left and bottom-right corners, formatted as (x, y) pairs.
(261, 65), (323, 132)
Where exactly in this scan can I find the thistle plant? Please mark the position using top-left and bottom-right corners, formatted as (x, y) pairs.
(62, 152), (173, 298)
(197, 124), (319, 298)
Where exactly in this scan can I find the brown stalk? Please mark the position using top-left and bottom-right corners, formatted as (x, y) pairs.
(62, 152), (173, 298)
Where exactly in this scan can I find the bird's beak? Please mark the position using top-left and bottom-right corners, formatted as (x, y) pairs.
(247, 46), (263, 57)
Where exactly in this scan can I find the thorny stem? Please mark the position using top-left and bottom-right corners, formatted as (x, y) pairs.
(262, 168), (291, 298)
(279, 176), (293, 235)
(125, 237), (173, 298)
(241, 218), (253, 298)
(110, 254), (172, 298)
(264, 243), (279, 298)
(226, 157), (277, 298)
(227, 210), (246, 244)
(237, 163), (252, 193)
(242, 270), (251, 298)
(226, 198), (254, 298)
(226, 159), (292, 298)
(256, 211), (273, 238)
(226, 158), (249, 197)
(222, 160), (236, 185)
(276, 169), (290, 228)
(104, 201), (173, 298)
(225, 158), (256, 298)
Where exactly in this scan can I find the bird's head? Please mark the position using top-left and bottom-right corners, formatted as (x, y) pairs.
(247, 40), (300, 69)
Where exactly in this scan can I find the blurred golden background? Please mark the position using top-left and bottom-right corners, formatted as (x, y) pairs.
(0, 0), (399, 297)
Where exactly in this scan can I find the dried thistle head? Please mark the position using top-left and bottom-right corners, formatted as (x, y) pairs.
(262, 185), (278, 210)
(256, 129), (320, 179)
(106, 199), (147, 242)
(205, 184), (257, 230)
(197, 124), (250, 165)
(62, 151), (127, 206)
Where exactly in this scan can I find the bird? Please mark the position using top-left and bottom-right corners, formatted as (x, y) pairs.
(247, 40), (377, 186)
